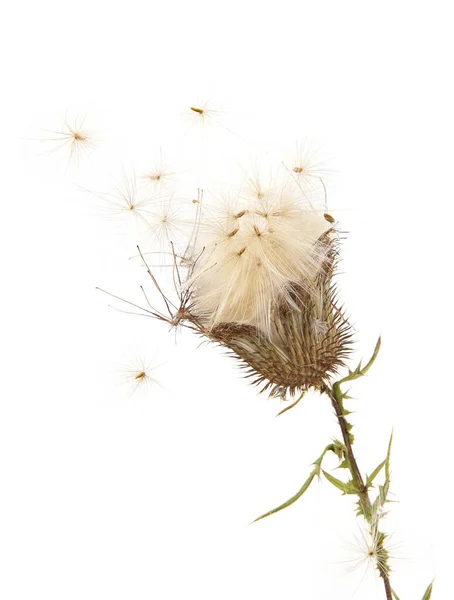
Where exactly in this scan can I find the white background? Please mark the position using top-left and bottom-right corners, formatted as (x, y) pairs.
(1, 2), (453, 599)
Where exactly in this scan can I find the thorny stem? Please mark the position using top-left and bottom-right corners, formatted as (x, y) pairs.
(324, 385), (371, 513)
(322, 383), (393, 600)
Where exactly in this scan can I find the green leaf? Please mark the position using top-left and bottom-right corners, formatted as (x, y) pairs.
(385, 430), (393, 481)
(371, 431), (394, 511)
(391, 589), (401, 600)
(322, 470), (360, 495)
(334, 337), (382, 391)
(331, 439), (345, 460)
(382, 430), (393, 502)
(313, 445), (334, 469)
(337, 458), (351, 470)
(421, 580), (434, 600)
(251, 471), (317, 523)
(375, 486), (384, 509)
(366, 459), (386, 488)
(252, 445), (334, 523)
(348, 360), (362, 377)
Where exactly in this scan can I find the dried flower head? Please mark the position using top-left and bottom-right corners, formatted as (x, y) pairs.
(135, 170), (352, 398)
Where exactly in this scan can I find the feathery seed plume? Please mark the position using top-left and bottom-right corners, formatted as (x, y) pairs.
(40, 115), (96, 166)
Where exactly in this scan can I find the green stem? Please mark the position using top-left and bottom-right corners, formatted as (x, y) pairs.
(322, 382), (393, 600)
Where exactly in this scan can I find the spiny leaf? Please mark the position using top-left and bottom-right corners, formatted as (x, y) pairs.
(355, 498), (372, 521)
(358, 499), (373, 522)
(372, 430), (394, 510)
(252, 445), (334, 523)
(332, 440), (348, 469)
(313, 444), (336, 469)
(421, 580), (434, 600)
(385, 430), (393, 481)
(322, 470), (360, 495)
(331, 439), (345, 460)
(382, 430), (394, 502)
(366, 459), (386, 488)
(251, 471), (317, 523)
(336, 337), (381, 389)
(348, 360), (362, 377)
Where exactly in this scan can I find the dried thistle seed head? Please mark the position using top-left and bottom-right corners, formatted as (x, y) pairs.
(129, 162), (350, 398)
(179, 180), (352, 396)
(186, 184), (333, 334)
(207, 242), (352, 397)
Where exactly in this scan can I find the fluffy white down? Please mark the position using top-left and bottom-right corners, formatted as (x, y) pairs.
(185, 177), (332, 335)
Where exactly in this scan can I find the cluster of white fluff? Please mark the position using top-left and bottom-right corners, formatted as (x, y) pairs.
(185, 172), (332, 336)
(71, 107), (335, 341)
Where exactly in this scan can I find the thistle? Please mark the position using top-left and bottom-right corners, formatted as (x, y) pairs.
(94, 137), (433, 599)
(182, 180), (352, 398)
